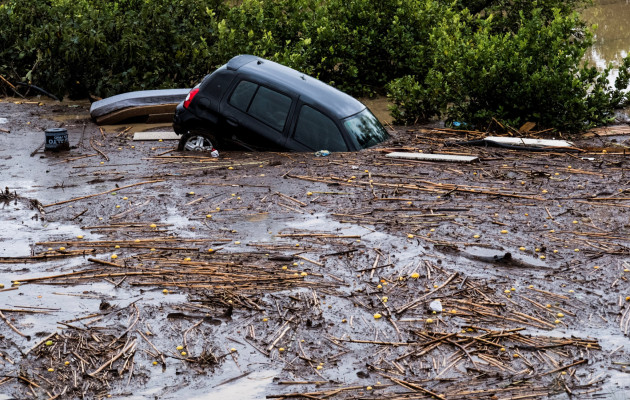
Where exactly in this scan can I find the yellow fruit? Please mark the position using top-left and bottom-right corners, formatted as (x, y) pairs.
(540, 255), (546, 260)
(115, 205), (121, 208)
(281, 266), (287, 270)
(373, 313), (382, 319)
(181, 352), (187, 356)
(77, 235), (83, 239)
(64, 361), (70, 365)
(557, 313), (564, 318)
(208, 249), (214, 253)
(513, 354), (519, 358)
(123, 197), (128, 200)
(115, 245), (120, 249)
(150, 224), (157, 228)
(572, 220), (578, 224)
(228, 166), (234, 170)
(555, 319), (561, 324)
(176, 346), (183, 350)
(45, 340), (53, 346)
(263, 318), (268, 322)
(230, 348), (237, 352)
(366, 386), (373, 391)
(206, 214), (212, 218)
(316, 365), (323, 370)
(473, 234), (480, 239)
(500, 230), (508, 234)
(59, 247), (66, 251)
(382, 296), (388, 303)
(162, 289), (169, 294)
(234, 241), (241, 245)
(410, 272), (420, 279)
(111, 254), (118, 259)
(152, 361), (158, 365)
(48, 368), (54, 372)
(574, 249), (580, 252)
(426, 318), (434, 324)
(519, 247), (526, 251)
(407, 234), (414, 239)
(278, 348), (285, 352)
(306, 192), (313, 196)
(500, 347), (505, 352)
(184, 257), (191, 261)
(300, 272), (308, 277)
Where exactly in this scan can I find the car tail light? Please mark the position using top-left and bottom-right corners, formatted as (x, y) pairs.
(183, 87), (199, 109)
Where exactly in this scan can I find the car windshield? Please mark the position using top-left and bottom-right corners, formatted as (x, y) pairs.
(343, 109), (389, 149)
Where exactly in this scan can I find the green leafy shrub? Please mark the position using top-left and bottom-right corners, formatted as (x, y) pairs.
(387, 7), (630, 132)
(0, 0), (224, 98)
(0, 0), (628, 132)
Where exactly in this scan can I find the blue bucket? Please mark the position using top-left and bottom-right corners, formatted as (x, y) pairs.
(45, 128), (69, 151)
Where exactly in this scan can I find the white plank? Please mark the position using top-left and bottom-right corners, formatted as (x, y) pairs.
(484, 136), (573, 147)
(132, 131), (180, 141)
(385, 152), (478, 162)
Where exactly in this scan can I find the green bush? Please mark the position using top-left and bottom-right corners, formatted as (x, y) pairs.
(387, 6), (630, 132)
(0, 0), (224, 98)
(0, 0), (628, 132)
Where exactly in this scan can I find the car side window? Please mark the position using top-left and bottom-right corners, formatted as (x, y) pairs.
(247, 86), (292, 132)
(293, 105), (348, 151)
(229, 80), (257, 112)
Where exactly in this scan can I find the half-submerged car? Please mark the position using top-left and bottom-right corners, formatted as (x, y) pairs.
(173, 55), (389, 152)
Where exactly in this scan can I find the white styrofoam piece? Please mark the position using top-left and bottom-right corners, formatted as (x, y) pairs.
(385, 152), (478, 162)
(484, 136), (573, 147)
(0, 118), (8, 124)
(132, 131), (180, 141)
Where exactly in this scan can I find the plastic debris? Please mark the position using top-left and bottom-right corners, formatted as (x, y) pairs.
(315, 150), (330, 157)
(429, 300), (443, 313)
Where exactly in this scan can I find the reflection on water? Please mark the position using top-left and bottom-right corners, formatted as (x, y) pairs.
(583, 0), (630, 69)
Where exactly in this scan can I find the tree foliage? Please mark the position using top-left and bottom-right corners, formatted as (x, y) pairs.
(0, 0), (628, 131)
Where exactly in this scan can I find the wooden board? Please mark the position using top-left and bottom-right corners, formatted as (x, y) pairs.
(484, 137), (573, 147)
(386, 152), (478, 163)
(132, 131), (180, 141)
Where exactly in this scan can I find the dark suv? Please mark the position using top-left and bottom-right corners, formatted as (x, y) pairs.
(173, 55), (389, 152)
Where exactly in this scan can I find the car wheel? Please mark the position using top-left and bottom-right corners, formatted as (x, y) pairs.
(178, 130), (219, 152)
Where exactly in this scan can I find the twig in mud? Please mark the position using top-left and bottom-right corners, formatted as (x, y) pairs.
(42, 179), (164, 207)
(90, 138), (109, 161)
(0, 310), (31, 339)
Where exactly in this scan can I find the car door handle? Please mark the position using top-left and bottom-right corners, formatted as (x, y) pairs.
(226, 118), (239, 127)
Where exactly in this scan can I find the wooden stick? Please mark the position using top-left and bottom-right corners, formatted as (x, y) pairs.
(88, 339), (137, 377)
(43, 180), (164, 207)
(0, 310), (30, 338)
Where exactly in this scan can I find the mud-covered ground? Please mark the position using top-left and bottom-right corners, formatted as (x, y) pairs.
(1, 97), (630, 400)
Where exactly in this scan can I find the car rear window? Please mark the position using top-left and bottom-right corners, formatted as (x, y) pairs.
(293, 105), (348, 151)
(229, 80), (257, 112)
(248, 86), (292, 132)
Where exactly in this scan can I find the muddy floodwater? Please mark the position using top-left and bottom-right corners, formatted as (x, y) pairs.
(583, 0), (630, 69)
(1, 99), (630, 399)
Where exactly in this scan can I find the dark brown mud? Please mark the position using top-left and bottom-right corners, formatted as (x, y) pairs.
(1, 98), (629, 399)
